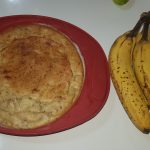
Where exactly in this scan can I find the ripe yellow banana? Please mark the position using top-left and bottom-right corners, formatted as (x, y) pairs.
(133, 39), (150, 106)
(109, 33), (150, 133)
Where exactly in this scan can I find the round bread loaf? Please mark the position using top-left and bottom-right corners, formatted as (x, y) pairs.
(0, 24), (84, 129)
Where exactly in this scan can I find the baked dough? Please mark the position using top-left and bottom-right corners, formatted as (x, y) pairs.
(0, 24), (84, 129)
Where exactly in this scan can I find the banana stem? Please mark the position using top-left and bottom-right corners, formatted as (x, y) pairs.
(128, 11), (150, 38)
(128, 19), (143, 37)
(141, 22), (149, 41)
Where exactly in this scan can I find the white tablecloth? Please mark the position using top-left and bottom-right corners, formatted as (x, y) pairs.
(0, 0), (150, 150)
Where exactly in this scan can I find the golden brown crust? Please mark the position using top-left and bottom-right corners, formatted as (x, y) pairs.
(0, 24), (84, 129)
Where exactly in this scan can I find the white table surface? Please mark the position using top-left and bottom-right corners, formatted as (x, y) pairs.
(0, 0), (150, 150)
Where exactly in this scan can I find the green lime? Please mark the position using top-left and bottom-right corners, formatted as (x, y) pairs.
(113, 0), (129, 5)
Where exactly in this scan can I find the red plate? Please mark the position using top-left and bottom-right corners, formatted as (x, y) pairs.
(0, 15), (110, 136)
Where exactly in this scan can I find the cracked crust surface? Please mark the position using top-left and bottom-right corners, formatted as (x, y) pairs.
(0, 24), (84, 129)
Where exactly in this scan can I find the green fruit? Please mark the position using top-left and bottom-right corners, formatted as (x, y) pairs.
(113, 0), (129, 5)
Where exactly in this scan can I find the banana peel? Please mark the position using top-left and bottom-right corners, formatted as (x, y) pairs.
(109, 32), (150, 134)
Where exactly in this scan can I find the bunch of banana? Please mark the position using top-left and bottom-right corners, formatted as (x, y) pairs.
(109, 12), (150, 134)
